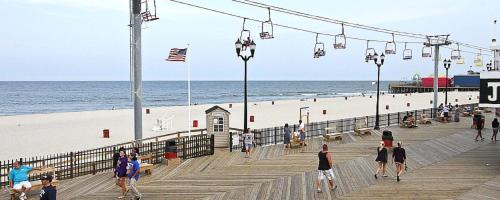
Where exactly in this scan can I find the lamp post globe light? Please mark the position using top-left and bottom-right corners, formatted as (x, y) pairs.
(373, 52), (385, 130)
(235, 38), (256, 133)
(443, 59), (451, 105)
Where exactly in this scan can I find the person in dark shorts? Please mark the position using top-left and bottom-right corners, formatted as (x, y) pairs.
(113, 147), (125, 178)
(474, 113), (485, 141)
(284, 123), (291, 150)
(492, 118), (499, 141)
(115, 150), (128, 199)
(392, 141), (407, 182)
(39, 174), (56, 200)
(374, 141), (388, 179)
(316, 144), (337, 193)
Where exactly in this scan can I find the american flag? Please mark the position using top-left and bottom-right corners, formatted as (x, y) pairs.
(166, 48), (187, 62)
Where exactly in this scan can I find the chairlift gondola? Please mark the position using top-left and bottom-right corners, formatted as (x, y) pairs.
(456, 56), (465, 64)
(334, 24), (346, 49)
(240, 18), (252, 51)
(141, 0), (159, 21)
(313, 33), (326, 58)
(385, 33), (396, 54)
(474, 50), (483, 66)
(365, 40), (376, 62)
(260, 8), (274, 39)
(422, 44), (432, 58)
(403, 42), (412, 60)
(451, 43), (461, 60)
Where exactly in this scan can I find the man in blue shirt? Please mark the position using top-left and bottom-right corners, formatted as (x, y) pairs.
(39, 175), (56, 200)
(9, 161), (37, 200)
(128, 153), (142, 200)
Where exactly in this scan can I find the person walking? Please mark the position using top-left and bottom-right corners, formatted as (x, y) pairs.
(128, 153), (142, 200)
(284, 123), (291, 151)
(9, 161), (39, 200)
(299, 120), (306, 152)
(474, 113), (485, 141)
(116, 150), (128, 199)
(392, 141), (407, 182)
(113, 147), (125, 178)
(316, 144), (337, 193)
(492, 118), (499, 141)
(374, 141), (388, 179)
(39, 175), (56, 200)
(243, 128), (254, 158)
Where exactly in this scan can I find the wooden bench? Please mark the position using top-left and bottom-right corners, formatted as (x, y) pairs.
(418, 114), (432, 124)
(138, 154), (154, 175)
(9, 167), (59, 200)
(354, 120), (371, 136)
(323, 127), (342, 141)
(400, 119), (410, 128)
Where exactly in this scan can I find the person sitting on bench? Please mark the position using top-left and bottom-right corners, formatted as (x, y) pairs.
(9, 161), (39, 200)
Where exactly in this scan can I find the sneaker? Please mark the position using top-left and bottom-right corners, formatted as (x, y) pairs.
(332, 185), (337, 191)
(317, 188), (322, 193)
(19, 193), (26, 200)
(382, 174), (388, 177)
(374, 174), (377, 179)
(397, 176), (400, 182)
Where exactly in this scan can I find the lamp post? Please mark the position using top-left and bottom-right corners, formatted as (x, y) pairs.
(487, 61), (493, 71)
(235, 39), (256, 133)
(443, 59), (451, 105)
(373, 52), (385, 130)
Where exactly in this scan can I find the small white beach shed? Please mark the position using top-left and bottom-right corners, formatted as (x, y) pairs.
(205, 105), (230, 148)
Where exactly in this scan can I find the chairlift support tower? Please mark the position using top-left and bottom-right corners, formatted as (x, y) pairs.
(130, 0), (159, 141)
(424, 35), (451, 118)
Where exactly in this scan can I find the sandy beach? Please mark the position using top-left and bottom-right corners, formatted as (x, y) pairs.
(0, 91), (478, 160)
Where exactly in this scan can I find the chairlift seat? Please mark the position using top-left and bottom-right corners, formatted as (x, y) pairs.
(456, 57), (465, 64)
(422, 46), (432, 58)
(334, 34), (346, 49)
(365, 48), (376, 62)
(385, 43), (396, 54)
(474, 53), (483, 66)
(260, 20), (274, 39)
(260, 32), (273, 39)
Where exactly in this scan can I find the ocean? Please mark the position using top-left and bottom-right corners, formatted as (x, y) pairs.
(0, 81), (390, 116)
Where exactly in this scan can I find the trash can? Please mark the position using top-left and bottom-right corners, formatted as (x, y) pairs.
(164, 140), (177, 159)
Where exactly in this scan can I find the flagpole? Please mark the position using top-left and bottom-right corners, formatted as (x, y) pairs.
(187, 44), (191, 138)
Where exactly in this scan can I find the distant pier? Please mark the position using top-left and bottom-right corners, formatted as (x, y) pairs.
(389, 83), (479, 93)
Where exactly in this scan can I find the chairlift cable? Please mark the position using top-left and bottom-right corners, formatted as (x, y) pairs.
(169, 0), (489, 52)
(233, 0), (491, 52)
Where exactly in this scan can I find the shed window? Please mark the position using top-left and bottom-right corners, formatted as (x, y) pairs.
(213, 116), (224, 132)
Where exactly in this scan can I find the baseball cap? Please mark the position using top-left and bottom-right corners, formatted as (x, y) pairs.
(41, 174), (53, 182)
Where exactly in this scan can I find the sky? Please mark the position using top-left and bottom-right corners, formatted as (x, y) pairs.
(0, 0), (499, 81)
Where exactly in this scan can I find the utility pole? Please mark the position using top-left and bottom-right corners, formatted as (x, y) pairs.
(424, 35), (451, 118)
(131, 0), (143, 140)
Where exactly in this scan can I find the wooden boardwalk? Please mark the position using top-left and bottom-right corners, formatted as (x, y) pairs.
(2, 115), (500, 200)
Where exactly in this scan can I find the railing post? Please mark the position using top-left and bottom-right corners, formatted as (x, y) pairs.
(398, 112), (400, 124)
(210, 134), (215, 155)
(70, 152), (74, 179)
(182, 137), (187, 159)
(388, 114), (390, 126)
(229, 132), (233, 152)
(340, 119), (344, 132)
(274, 127), (277, 145)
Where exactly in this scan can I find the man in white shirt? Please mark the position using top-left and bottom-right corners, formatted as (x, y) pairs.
(442, 106), (450, 122)
(243, 128), (254, 158)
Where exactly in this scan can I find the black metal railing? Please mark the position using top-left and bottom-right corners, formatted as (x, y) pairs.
(229, 103), (477, 151)
(0, 130), (214, 188)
